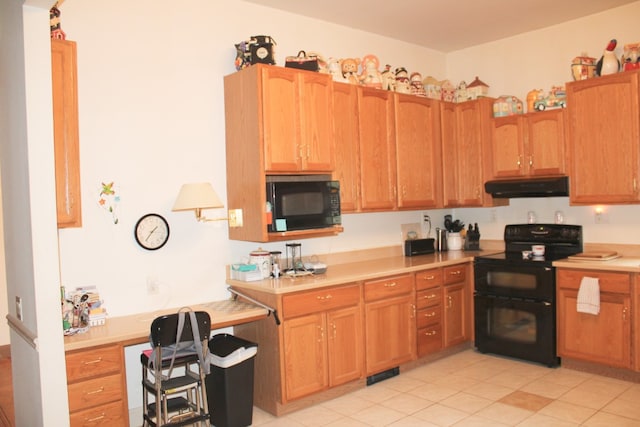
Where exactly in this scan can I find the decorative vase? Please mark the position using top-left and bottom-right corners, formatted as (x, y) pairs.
(447, 232), (462, 251)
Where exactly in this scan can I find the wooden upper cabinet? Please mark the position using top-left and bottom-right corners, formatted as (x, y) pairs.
(491, 109), (565, 178)
(441, 98), (495, 207)
(566, 70), (640, 204)
(51, 39), (82, 228)
(394, 94), (442, 209)
(357, 87), (397, 211)
(332, 82), (360, 212)
(262, 66), (334, 172)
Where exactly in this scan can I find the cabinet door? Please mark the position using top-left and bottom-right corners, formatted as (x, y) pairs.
(332, 82), (360, 212)
(365, 294), (416, 375)
(566, 71), (640, 204)
(358, 87), (397, 211)
(526, 109), (565, 176)
(327, 305), (364, 387)
(51, 39), (82, 228)
(444, 283), (467, 347)
(394, 94), (442, 209)
(299, 71), (334, 171)
(557, 288), (631, 368)
(491, 115), (526, 178)
(283, 313), (328, 400)
(262, 66), (301, 172)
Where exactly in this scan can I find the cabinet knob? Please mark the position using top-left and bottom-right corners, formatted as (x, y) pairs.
(424, 330), (437, 336)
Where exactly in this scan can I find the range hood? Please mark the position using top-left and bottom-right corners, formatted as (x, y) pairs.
(485, 176), (569, 198)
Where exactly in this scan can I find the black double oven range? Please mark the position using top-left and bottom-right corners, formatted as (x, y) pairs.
(474, 224), (583, 367)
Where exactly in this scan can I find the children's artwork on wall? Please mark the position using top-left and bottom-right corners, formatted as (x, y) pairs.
(98, 181), (120, 224)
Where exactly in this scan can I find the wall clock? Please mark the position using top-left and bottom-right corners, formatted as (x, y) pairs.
(134, 213), (170, 250)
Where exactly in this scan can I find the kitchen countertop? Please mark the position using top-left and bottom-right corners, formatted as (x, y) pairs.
(63, 299), (269, 352)
(227, 249), (502, 294)
(553, 257), (640, 273)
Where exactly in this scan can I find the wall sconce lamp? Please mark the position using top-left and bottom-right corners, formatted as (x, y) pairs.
(172, 182), (228, 222)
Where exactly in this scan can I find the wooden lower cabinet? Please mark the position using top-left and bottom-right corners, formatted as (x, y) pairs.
(557, 268), (632, 369)
(282, 284), (363, 401)
(364, 274), (416, 375)
(443, 264), (471, 347)
(65, 344), (128, 427)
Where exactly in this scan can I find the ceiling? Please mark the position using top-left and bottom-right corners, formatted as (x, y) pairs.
(244, 0), (637, 52)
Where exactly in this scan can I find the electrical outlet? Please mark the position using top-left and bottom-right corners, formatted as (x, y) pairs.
(147, 277), (159, 295)
(228, 209), (243, 227)
(15, 296), (23, 321)
(421, 212), (431, 237)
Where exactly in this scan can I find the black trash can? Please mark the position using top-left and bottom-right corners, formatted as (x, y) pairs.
(207, 333), (258, 427)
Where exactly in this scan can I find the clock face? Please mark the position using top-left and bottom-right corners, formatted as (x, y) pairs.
(134, 214), (170, 250)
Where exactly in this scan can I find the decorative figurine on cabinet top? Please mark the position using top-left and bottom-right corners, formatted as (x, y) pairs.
(622, 43), (640, 71)
(360, 54), (383, 89)
(532, 86), (566, 111)
(526, 89), (543, 112)
(410, 72), (427, 97)
(394, 67), (411, 93)
(571, 54), (597, 80)
(440, 80), (456, 102)
(381, 64), (396, 91)
(422, 76), (442, 100)
(493, 95), (524, 117)
(455, 81), (468, 103)
(467, 76), (489, 99)
(595, 39), (620, 76)
(340, 57), (361, 85)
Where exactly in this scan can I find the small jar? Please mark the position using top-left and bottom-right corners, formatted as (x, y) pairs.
(447, 232), (463, 251)
(527, 211), (537, 224)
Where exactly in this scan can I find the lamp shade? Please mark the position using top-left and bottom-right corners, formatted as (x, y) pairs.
(172, 183), (224, 211)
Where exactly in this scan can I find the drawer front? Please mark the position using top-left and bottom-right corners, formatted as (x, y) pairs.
(443, 264), (466, 285)
(69, 399), (127, 427)
(415, 269), (443, 290)
(66, 344), (122, 382)
(557, 269), (631, 294)
(417, 307), (442, 329)
(282, 284), (360, 318)
(68, 373), (124, 412)
(417, 324), (442, 356)
(364, 274), (413, 302)
(416, 288), (442, 309)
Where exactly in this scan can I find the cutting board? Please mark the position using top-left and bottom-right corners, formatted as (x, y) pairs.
(567, 251), (620, 261)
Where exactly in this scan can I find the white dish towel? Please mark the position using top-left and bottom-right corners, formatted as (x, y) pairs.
(577, 276), (600, 315)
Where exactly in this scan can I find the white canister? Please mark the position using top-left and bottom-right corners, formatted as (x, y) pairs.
(249, 248), (271, 279)
(447, 232), (463, 251)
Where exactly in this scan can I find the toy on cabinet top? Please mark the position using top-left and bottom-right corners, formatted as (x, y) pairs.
(410, 72), (427, 97)
(532, 86), (566, 111)
(493, 95), (524, 117)
(50, 2), (66, 40)
(381, 64), (396, 91)
(571, 54), (597, 80)
(325, 57), (348, 82)
(341, 57), (361, 85)
(595, 39), (620, 76)
(394, 67), (411, 93)
(360, 55), (383, 89)
(622, 43), (640, 71)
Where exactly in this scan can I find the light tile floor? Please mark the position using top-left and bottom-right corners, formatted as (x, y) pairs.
(247, 350), (640, 426)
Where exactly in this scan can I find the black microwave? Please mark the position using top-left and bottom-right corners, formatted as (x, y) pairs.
(266, 176), (341, 232)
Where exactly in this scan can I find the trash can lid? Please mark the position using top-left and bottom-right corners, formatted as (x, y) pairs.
(209, 333), (258, 368)
(209, 346), (257, 368)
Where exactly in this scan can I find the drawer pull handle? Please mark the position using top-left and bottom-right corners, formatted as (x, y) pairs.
(424, 331), (437, 336)
(449, 270), (462, 276)
(424, 294), (437, 299)
(86, 387), (105, 395)
(86, 414), (106, 422)
(384, 282), (397, 287)
(422, 275), (435, 280)
(83, 357), (103, 365)
(424, 312), (436, 317)
(316, 294), (333, 301)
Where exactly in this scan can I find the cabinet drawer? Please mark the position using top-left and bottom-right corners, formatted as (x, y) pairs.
(282, 284), (360, 318)
(69, 399), (127, 427)
(417, 307), (441, 329)
(66, 345), (122, 382)
(364, 274), (413, 302)
(443, 264), (466, 285)
(68, 373), (124, 412)
(416, 287), (442, 309)
(557, 269), (630, 294)
(417, 324), (442, 356)
(415, 269), (443, 290)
